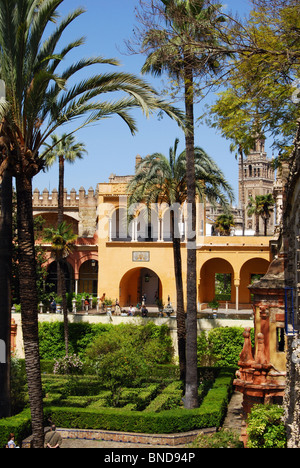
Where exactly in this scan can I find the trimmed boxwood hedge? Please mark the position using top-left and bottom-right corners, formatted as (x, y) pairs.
(0, 369), (234, 446)
(0, 409), (32, 448)
(44, 370), (233, 435)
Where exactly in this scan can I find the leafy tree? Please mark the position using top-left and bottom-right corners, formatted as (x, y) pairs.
(209, 0), (300, 161)
(207, 88), (262, 235)
(0, 0), (182, 447)
(128, 138), (233, 382)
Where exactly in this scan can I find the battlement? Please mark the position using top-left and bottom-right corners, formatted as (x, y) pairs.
(32, 186), (98, 209)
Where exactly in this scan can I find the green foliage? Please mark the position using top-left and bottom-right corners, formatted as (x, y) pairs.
(197, 327), (255, 367)
(190, 428), (244, 448)
(43, 369), (233, 435)
(38, 322), (114, 359)
(3, 368), (234, 443)
(85, 322), (173, 405)
(0, 409), (32, 448)
(247, 405), (286, 448)
(38, 321), (173, 363)
(10, 358), (28, 415)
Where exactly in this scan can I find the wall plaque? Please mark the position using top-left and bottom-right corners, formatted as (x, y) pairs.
(132, 251), (150, 262)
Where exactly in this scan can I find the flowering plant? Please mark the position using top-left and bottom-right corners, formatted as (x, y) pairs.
(53, 354), (84, 375)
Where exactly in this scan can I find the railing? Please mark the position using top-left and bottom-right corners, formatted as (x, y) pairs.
(285, 287), (297, 336)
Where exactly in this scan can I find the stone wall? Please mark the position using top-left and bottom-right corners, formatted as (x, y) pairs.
(32, 186), (98, 238)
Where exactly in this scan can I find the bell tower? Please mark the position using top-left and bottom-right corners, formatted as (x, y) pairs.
(239, 137), (275, 235)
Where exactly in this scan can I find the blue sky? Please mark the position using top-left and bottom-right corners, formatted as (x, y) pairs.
(33, 0), (273, 203)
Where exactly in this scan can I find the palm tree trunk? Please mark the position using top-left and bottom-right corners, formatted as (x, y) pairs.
(57, 155), (70, 354)
(255, 214), (260, 235)
(184, 64), (198, 409)
(59, 258), (69, 355)
(16, 171), (44, 448)
(57, 155), (64, 297)
(171, 211), (186, 383)
(0, 170), (12, 418)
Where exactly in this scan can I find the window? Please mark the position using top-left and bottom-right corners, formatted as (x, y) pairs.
(276, 327), (285, 352)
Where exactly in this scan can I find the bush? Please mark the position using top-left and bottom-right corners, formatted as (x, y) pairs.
(43, 370), (233, 434)
(3, 368), (235, 444)
(197, 327), (255, 367)
(53, 354), (84, 375)
(247, 404), (286, 448)
(190, 429), (244, 448)
(0, 409), (32, 448)
(38, 322), (173, 363)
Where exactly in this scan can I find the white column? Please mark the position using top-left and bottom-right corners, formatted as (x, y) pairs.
(235, 279), (240, 314)
(108, 217), (112, 242)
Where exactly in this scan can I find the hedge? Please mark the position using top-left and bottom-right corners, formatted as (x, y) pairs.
(44, 370), (233, 434)
(0, 409), (32, 448)
(1, 369), (234, 445)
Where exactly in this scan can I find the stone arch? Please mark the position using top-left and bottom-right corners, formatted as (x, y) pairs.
(45, 260), (74, 295)
(199, 258), (235, 304)
(78, 259), (99, 296)
(33, 212), (79, 235)
(239, 257), (270, 304)
(119, 267), (162, 307)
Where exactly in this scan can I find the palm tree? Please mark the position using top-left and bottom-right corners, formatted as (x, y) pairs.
(247, 195), (261, 235)
(43, 222), (77, 355)
(214, 213), (235, 236)
(140, 0), (226, 408)
(0, 170), (12, 418)
(44, 133), (87, 225)
(247, 194), (275, 236)
(127, 138), (234, 382)
(0, 0), (183, 447)
(258, 194), (275, 236)
(43, 133), (87, 296)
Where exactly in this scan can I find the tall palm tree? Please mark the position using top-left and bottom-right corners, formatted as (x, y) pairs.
(258, 193), (275, 236)
(127, 138), (234, 382)
(0, 170), (12, 418)
(247, 194), (275, 236)
(43, 133), (87, 296)
(214, 213), (235, 236)
(43, 222), (77, 355)
(44, 133), (87, 225)
(140, 0), (226, 408)
(247, 195), (261, 235)
(0, 0), (183, 447)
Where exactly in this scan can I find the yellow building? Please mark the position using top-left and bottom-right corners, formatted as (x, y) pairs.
(97, 173), (272, 312)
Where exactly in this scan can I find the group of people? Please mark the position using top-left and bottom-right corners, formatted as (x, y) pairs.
(127, 304), (148, 317)
(4, 425), (63, 449)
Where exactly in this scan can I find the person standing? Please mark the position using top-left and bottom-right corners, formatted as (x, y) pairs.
(44, 425), (62, 449)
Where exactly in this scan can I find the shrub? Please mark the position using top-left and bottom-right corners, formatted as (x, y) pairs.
(38, 322), (173, 363)
(53, 354), (84, 375)
(0, 409), (32, 448)
(247, 404), (286, 448)
(197, 327), (255, 367)
(190, 429), (244, 448)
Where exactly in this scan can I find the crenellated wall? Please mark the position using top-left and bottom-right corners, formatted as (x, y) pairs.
(32, 186), (98, 238)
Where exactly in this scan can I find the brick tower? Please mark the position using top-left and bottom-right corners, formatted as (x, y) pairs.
(239, 138), (275, 235)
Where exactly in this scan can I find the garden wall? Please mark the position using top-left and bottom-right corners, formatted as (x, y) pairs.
(12, 314), (253, 359)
